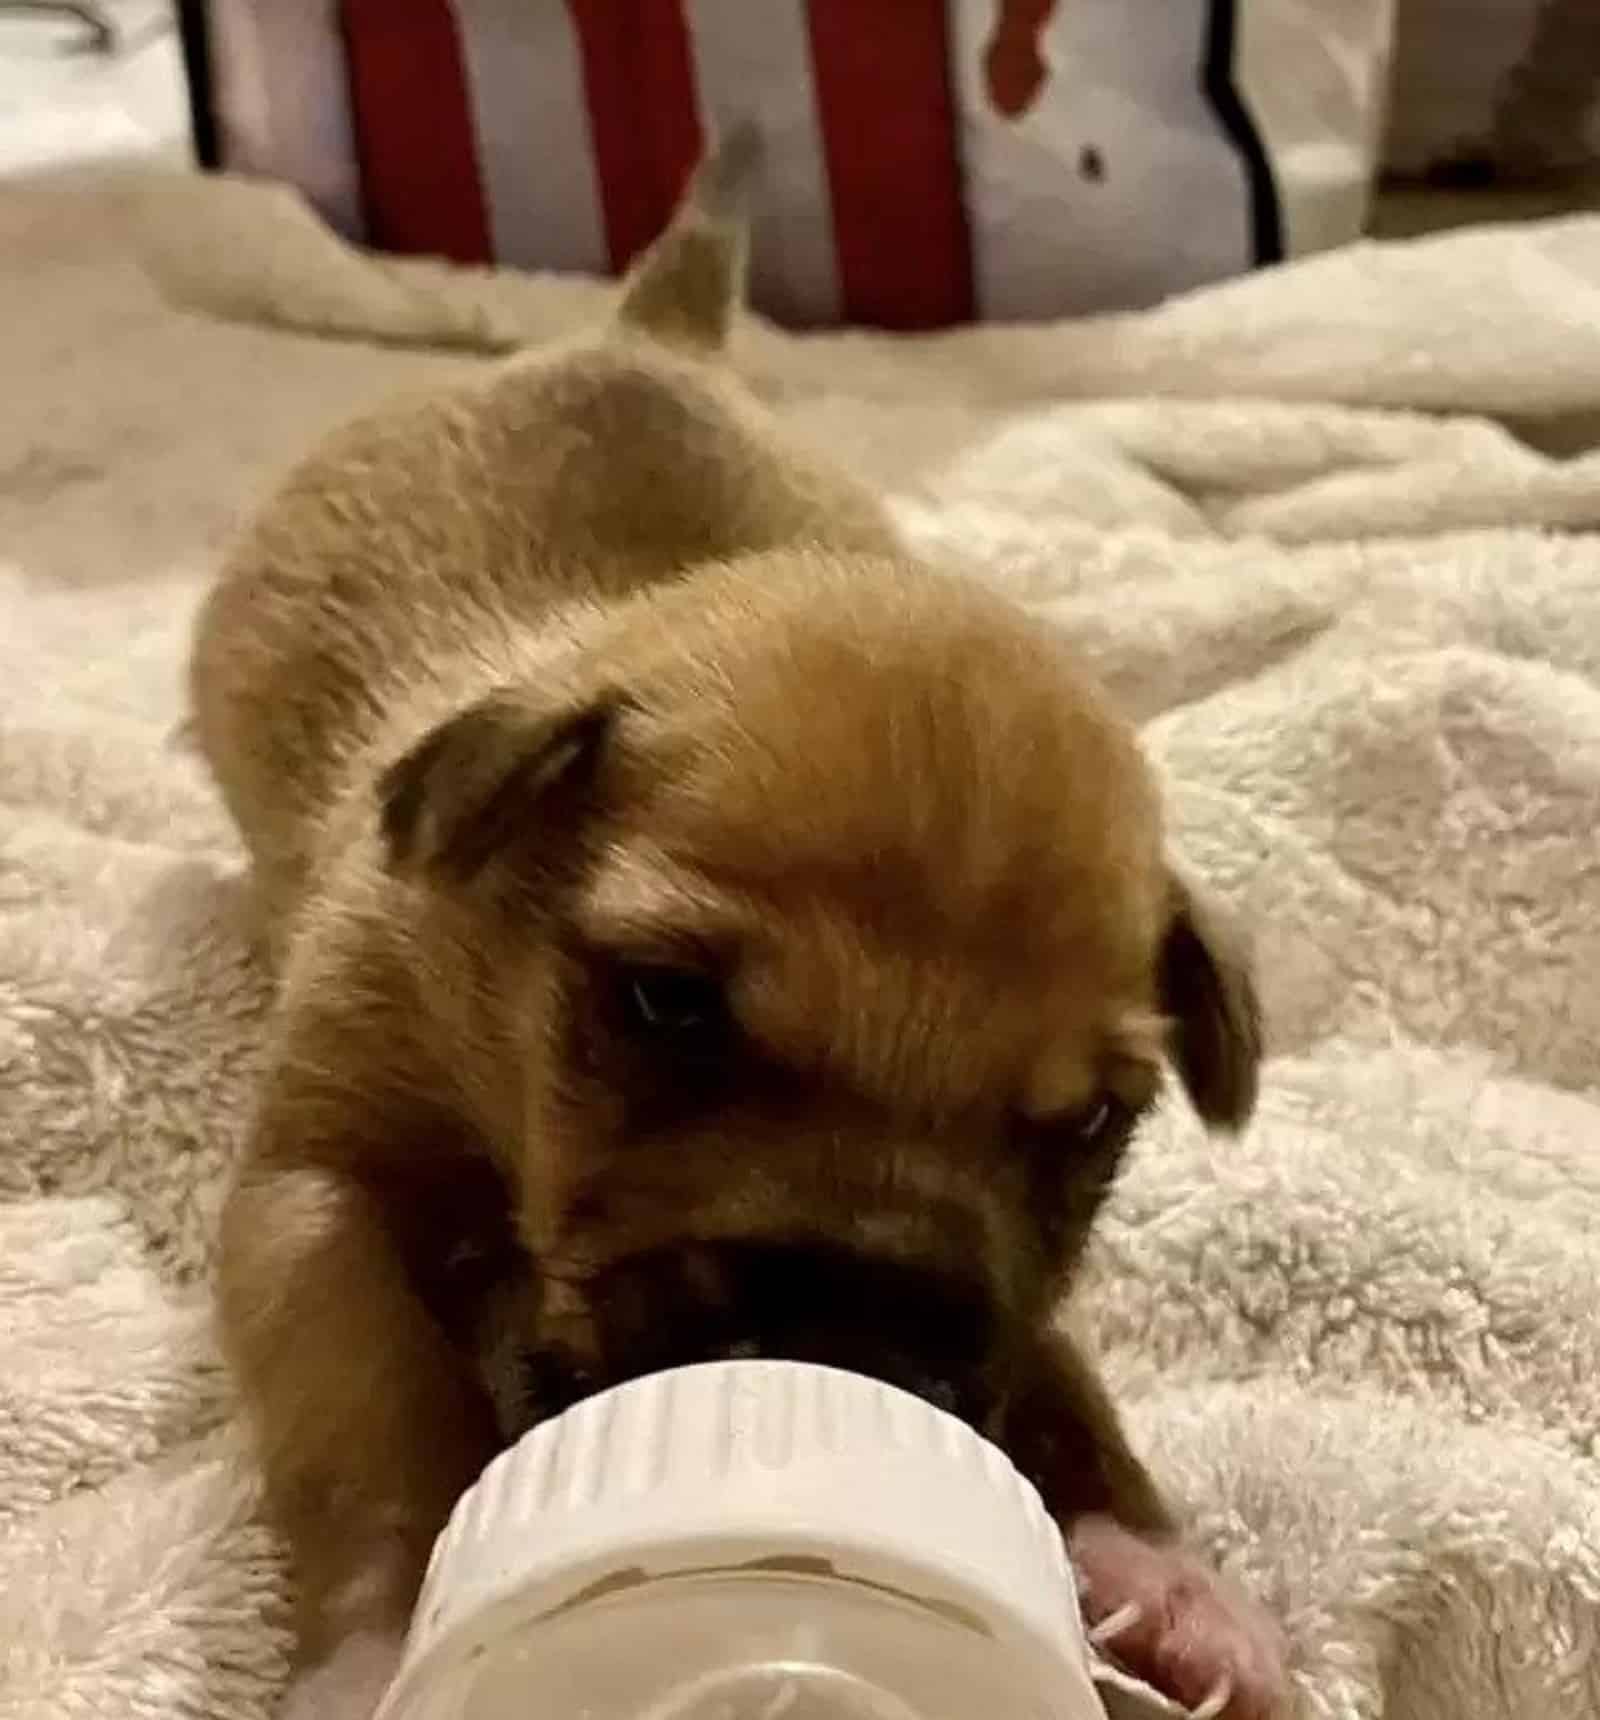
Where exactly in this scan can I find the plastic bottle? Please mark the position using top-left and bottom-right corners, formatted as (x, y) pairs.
(375, 1360), (1181, 1720)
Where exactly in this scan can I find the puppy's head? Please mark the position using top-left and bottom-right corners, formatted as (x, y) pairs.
(380, 556), (1258, 1428)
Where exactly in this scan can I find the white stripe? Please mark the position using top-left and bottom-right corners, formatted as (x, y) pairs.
(250, 0), (365, 238)
(686, 0), (840, 326)
(949, 0), (1254, 319)
(449, 0), (608, 275)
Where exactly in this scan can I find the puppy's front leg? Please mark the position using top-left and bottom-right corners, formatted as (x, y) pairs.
(220, 1148), (498, 1720)
(1002, 1329), (1288, 1720)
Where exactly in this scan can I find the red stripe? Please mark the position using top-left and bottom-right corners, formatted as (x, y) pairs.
(341, 0), (491, 264)
(567, 0), (703, 274)
(806, 0), (972, 329)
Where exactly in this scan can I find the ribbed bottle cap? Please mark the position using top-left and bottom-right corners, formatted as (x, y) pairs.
(378, 1360), (1118, 1717)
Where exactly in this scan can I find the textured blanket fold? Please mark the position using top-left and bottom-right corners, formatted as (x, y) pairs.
(2, 167), (1597, 1719)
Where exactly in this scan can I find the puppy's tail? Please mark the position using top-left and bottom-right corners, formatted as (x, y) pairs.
(614, 120), (760, 356)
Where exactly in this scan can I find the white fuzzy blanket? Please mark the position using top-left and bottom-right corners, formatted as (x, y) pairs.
(3, 166), (1599, 1720)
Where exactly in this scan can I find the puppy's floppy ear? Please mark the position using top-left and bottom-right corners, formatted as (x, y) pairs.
(378, 692), (616, 882)
(1157, 870), (1261, 1131)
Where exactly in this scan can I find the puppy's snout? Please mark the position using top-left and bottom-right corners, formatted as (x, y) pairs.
(567, 1239), (1002, 1426)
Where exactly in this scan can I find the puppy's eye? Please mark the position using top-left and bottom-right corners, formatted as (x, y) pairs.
(619, 964), (726, 1041)
(1074, 1096), (1116, 1145)
(1023, 1093), (1135, 1155)
(1070, 1093), (1134, 1150)
(1073, 1093), (1135, 1148)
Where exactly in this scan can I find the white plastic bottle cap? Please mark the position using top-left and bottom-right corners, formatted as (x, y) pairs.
(377, 1360), (1183, 1720)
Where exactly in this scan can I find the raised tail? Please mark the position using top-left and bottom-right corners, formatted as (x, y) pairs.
(613, 120), (761, 355)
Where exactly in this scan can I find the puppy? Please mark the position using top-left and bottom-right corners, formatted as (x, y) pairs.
(193, 131), (1286, 1720)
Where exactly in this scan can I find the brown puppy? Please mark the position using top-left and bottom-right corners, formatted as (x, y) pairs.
(193, 133), (1286, 1720)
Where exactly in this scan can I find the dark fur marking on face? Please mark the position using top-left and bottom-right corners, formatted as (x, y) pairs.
(525, 1237), (1006, 1426)
(1018, 1090), (1146, 1265)
(380, 1151), (526, 1351)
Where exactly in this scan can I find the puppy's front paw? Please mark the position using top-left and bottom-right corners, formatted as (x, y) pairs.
(1068, 1514), (1288, 1719)
(280, 1632), (405, 1720)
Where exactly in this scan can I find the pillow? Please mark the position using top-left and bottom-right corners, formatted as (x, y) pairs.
(186, 0), (1396, 326)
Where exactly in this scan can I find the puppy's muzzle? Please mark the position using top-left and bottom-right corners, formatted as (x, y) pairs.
(523, 1239), (1005, 1428)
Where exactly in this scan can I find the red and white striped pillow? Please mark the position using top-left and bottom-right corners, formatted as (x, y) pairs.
(199, 0), (1390, 328)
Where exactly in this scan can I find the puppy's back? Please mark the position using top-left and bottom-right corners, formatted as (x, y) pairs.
(188, 125), (897, 930)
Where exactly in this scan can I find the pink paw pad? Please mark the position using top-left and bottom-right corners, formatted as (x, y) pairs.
(1068, 1514), (1289, 1720)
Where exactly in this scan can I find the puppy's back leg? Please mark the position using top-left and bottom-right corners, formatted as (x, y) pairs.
(613, 121), (760, 355)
